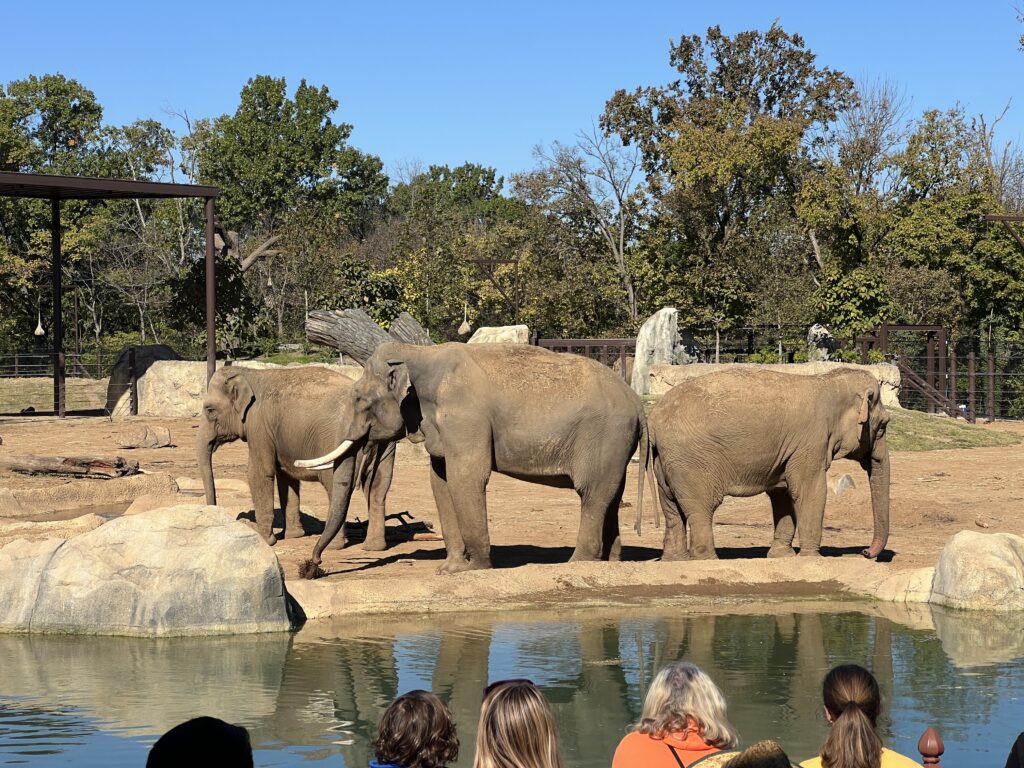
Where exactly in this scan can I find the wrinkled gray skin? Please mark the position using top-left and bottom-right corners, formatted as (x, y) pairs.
(197, 366), (395, 562)
(648, 367), (891, 560)
(300, 342), (648, 574)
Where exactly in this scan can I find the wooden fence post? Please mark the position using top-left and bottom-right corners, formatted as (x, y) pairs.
(948, 346), (957, 418)
(128, 346), (139, 417)
(918, 726), (944, 765)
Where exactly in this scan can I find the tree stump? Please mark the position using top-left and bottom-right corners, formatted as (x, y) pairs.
(306, 309), (391, 366)
(388, 311), (433, 346)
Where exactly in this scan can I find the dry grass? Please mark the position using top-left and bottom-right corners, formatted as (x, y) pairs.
(0, 376), (108, 415)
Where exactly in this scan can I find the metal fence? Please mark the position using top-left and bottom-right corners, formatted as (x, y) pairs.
(0, 347), (116, 416)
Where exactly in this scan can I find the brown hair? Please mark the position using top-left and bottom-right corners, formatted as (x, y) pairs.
(474, 681), (564, 768)
(819, 664), (884, 768)
(372, 690), (459, 768)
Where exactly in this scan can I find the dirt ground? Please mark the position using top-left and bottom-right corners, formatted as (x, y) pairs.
(1, 412), (1022, 591)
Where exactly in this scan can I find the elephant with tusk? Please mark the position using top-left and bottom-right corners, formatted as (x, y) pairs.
(197, 366), (395, 561)
(298, 341), (649, 574)
(648, 367), (891, 561)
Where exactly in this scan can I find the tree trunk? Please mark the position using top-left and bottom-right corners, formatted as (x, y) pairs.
(306, 309), (392, 365)
(388, 312), (433, 346)
(0, 454), (140, 479)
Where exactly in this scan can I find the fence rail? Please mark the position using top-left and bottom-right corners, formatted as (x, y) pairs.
(0, 351), (107, 379)
(533, 337), (636, 379)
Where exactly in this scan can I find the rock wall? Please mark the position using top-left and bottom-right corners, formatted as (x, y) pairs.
(631, 308), (680, 395)
(0, 505), (299, 636)
(112, 360), (363, 419)
(467, 325), (530, 344)
(648, 361), (902, 408)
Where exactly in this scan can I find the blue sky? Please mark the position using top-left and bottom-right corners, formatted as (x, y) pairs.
(2, 1), (1021, 183)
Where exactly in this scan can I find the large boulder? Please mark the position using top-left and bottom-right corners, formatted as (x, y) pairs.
(929, 531), (1024, 612)
(648, 361), (902, 409)
(0, 505), (299, 636)
(631, 308), (680, 395)
(467, 325), (530, 344)
(104, 344), (183, 416)
(116, 360), (363, 419)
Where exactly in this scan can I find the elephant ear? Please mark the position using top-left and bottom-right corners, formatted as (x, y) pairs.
(858, 387), (873, 424)
(225, 370), (256, 423)
(385, 359), (413, 401)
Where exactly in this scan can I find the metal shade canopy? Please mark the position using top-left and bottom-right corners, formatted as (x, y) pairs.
(0, 171), (221, 417)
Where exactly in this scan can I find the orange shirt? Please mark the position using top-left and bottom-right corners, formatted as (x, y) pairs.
(613, 729), (721, 768)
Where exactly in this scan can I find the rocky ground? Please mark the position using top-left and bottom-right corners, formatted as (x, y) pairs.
(1, 412), (1023, 616)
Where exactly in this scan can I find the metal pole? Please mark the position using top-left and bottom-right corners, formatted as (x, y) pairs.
(926, 334), (935, 414)
(128, 346), (139, 417)
(968, 349), (976, 424)
(948, 342), (957, 418)
(51, 198), (65, 418)
(987, 351), (996, 422)
(204, 197), (216, 384)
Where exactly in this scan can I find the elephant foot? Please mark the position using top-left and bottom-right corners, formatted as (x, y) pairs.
(607, 539), (623, 562)
(437, 557), (488, 574)
(797, 547), (822, 557)
(661, 549), (691, 562)
(282, 527), (306, 539)
(767, 543), (798, 558)
(688, 546), (718, 560)
(361, 536), (387, 552)
(327, 536), (348, 551)
(243, 519), (278, 546)
(568, 550), (601, 563)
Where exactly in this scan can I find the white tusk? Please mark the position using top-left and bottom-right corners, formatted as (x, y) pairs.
(294, 440), (355, 469)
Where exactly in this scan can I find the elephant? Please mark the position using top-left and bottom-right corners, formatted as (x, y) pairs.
(648, 367), (890, 560)
(197, 365), (395, 560)
(296, 342), (648, 574)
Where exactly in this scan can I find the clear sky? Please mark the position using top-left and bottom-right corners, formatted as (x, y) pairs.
(2, 0), (1021, 183)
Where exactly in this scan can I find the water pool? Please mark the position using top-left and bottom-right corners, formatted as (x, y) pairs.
(1, 602), (1022, 766)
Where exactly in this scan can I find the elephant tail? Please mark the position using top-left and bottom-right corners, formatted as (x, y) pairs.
(634, 414), (651, 536)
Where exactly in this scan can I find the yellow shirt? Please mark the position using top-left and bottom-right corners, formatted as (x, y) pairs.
(800, 747), (922, 767)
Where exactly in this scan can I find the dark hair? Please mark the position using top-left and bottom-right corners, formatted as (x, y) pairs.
(372, 690), (459, 768)
(820, 664), (883, 768)
(146, 716), (253, 768)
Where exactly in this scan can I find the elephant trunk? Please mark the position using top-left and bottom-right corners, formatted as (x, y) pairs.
(310, 454), (360, 566)
(862, 436), (890, 559)
(197, 422), (218, 506)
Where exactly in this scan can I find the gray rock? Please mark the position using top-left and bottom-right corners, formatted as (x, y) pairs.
(3, 472), (179, 518)
(929, 530), (1024, 612)
(467, 325), (530, 344)
(807, 324), (836, 362)
(0, 505), (299, 636)
(631, 308), (680, 395)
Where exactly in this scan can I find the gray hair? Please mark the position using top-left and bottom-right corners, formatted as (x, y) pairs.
(632, 661), (738, 748)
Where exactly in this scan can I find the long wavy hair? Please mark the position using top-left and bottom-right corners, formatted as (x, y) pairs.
(371, 690), (459, 768)
(474, 681), (564, 768)
(819, 664), (884, 768)
(631, 661), (738, 748)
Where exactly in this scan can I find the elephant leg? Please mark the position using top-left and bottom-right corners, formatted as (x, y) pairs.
(789, 467), (827, 556)
(767, 488), (797, 558)
(277, 470), (304, 539)
(360, 441), (395, 552)
(444, 462), (492, 572)
(654, 456), (688, 561)
(571, 473), (626, 562)
(247, 457), (277, 547)
(683, 496), (719, 560)
(430, 457), (470, 574)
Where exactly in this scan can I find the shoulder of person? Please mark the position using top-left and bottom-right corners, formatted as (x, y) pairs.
(880, 747), (924, 767)
(798, 757), (822, 768)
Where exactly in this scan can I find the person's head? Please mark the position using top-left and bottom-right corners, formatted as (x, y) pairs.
(474, 680), (563, 768)
(371, 690), (459, 768)
(819, 664), (884, 768)
(146, 716), (253, 768)
(633, 661), (738, 748)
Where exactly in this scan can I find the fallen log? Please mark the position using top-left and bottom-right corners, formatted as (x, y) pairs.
(306, 308), (390, 366)
(0, 454), (141, 479)
(388, 311), (433, 346)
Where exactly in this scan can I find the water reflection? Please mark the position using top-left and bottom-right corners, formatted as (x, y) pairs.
(1, 603), (1023, 767)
